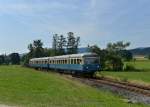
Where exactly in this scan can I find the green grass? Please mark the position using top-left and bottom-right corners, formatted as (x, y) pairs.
(0, 65), (147, 107)
(126, 60), (150, 70)
(99, 60), (150, 84)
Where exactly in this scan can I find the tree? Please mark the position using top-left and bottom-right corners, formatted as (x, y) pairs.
(148, 55), (150, 60)
(90, 41), (131, 71)
(107, 41), (130, 52)
(43, 48), (54, 57)
(120, 50), (133, 61)
(105, 55), (123, 71)
(57, 35), (66, 55)
(9, 53), (20, 65)
(0, 55), (5, 65)
(52, 34), (59, 56)
(33, 40), (44, 58)
(3, 54), (10, 65)
(106, 41), (130, 71)
(67, 32), (80, 54)
(23, 40), (44, 65)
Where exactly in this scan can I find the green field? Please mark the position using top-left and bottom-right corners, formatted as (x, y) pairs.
(0, 66), (147, 107)
(99, 60), (150, 84)
(126, 60), (150, 71)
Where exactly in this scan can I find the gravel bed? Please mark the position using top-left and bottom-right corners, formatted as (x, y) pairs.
(67, 76), (150, 105)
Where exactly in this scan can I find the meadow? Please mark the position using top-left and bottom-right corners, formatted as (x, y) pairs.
(0, 65), (147, 107)
(99, 60), (150, 84)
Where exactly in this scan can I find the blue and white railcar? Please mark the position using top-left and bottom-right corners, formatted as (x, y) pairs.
(29, 57), (49, 68)
(29, 53), (100, 74)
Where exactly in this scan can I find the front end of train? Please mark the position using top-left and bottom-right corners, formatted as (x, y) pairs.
(82, 55), (100, 74)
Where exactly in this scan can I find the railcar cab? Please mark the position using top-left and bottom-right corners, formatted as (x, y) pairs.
(82, 53), (100, 72)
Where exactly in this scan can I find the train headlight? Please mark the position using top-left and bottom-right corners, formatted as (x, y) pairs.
(86, 67), (89, 69)
(97, 66), (100, 68)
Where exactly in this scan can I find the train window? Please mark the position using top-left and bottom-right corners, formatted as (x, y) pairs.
(68, 59), (70, 64)
(71, 59), (74, 64)
(77, 59), (82, 64)
(64, 60), (65, 64)
(74, 59), (77, 64)
(64, 60), (66, 64)
(65, 60), (67, 64)
(45, 61), (47, 64)
(84, 57), (99, 64)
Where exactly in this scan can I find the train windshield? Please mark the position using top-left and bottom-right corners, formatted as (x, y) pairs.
(84, 57), (99, 64)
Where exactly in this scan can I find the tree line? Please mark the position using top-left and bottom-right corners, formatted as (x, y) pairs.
(21, 31), (133, 71)
(22, 32), (80, 65)
(0, 31), (134, 71)
(0, 53), (20, 65)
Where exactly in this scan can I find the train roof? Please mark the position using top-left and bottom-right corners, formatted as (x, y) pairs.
(30, 53), (97, 61)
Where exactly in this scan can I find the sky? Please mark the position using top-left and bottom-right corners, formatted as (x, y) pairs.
(0, 0), (150, 54)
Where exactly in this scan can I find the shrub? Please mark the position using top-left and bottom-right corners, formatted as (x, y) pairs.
(124, 64), (136, 71)
(148, 55), (150, 60)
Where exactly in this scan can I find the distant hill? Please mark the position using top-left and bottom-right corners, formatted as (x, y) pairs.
(78, 47), (90, 53)
(78, 47), (150, 56)
(129, 47), (150, 56)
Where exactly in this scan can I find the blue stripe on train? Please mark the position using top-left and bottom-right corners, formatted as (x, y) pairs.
(29, 64), (100, 73)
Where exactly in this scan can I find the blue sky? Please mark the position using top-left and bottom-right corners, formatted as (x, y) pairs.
(0, 0), (150, 54)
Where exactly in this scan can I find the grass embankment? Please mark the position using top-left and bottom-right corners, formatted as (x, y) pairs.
(0, 66), (147, 107)
(98, 60), (150, 84)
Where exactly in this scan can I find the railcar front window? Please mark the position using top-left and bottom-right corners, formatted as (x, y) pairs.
(84, 57), (99, 64)
(77, 59), (82, 64)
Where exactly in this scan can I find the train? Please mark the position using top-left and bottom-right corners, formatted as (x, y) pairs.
(29, 53), (100, 75)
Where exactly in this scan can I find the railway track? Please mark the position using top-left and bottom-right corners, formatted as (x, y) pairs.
(66, 75), (150, 97)
(89, 79), (150, 97)
(88, 77), (150, 97)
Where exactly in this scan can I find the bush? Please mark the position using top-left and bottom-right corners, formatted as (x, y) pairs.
(148, 55), (150, 60)
(105, 55), (124, 71)
(124, 64), (136, 71)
